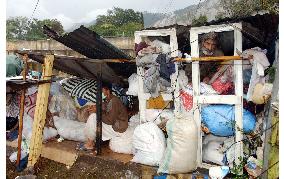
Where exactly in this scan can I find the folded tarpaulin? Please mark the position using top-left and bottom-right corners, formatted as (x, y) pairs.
(6, 54), (24, 77)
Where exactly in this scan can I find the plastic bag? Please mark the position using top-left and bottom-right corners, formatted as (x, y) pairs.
(54, 116), (87, 142)
(158, 114), (198, 174)
(201, 105), (256, 136)
(132, 122), (166, 166)
(128, 114), (140, 127)
(22, 113), (58, 142)
(9, 151), (28, 163)
(126, 73), (139, 96)
(252, 83), (273, 104)
(203, 135), (226, 166)
(143, 109), (174, 125)
(48, 93), (77, 121)
(109, 126), (135, 154)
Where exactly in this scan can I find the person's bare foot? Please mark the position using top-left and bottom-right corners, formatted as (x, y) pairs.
(84, 139), (94, 149)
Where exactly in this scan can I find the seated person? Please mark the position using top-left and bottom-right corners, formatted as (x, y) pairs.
(199, 32), (224, 83)
(81, 83), (129, 150)
(199, 32), (224, 57)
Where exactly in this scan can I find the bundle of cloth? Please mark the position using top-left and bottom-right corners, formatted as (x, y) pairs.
(135, 39), (176, 97)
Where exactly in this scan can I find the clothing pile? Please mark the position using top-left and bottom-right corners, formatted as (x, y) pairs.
(135, 40), (176, 98)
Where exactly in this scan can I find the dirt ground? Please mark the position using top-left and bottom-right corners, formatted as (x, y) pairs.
(7, 146), (144, 179)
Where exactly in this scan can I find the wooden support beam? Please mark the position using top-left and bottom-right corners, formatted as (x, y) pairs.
(16, 54), (28, 166)
(174, 55), (242, 62)
(27, 54), (54, 167)
(96, 64), (102, 155)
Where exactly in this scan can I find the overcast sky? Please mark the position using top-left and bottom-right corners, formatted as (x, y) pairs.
(7, 0), (201, 30)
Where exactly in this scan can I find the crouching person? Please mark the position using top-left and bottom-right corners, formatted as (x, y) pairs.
(80, 83), (128, 151)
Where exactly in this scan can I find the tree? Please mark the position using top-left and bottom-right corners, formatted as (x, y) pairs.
(96, 7), (143, 26)
(6, 17), (64, 40)
(215, 12), (226, 21)
(220, 0), (279, 18)
(191, 15), (208, 27)
(89, 7), (144, 37)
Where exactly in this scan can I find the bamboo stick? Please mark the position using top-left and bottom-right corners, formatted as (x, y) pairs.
(16, 54), (28, 166)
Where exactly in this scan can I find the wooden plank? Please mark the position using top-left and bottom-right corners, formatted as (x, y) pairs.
(137, 67), (146, 123)
(41, 140), (78, 166)
(190, 28), (202, 167)
(190, 24), (235, 34)
(16, 54), (28, 166)
(135, 28), (177, 39)
(233, 23), (244, 171)
(172, 62), (180, 115)
(96, 65), (102, 155)
(197, 95), (242, 105)
(174, 55), (241, 62)
(27, 54), (54, 167)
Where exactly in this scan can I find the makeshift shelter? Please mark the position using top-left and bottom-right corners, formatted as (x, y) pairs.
(6, 13), (278, 178)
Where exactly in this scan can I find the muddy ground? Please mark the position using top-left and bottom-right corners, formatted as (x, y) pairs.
(7, 146), (145, 179)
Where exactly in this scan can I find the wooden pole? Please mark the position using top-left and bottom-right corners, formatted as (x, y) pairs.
(96, 64), (102, 155)
(16, 54), (28, 166)
(174, 55), (242, 62)
(27, 54), (54, 167)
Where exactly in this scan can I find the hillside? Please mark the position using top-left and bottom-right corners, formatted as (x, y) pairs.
(145, 0), (227, 27)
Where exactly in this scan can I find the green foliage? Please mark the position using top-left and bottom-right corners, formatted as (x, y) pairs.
(231, 157), (249, 178)
(6, 17), (64, 41)
(265, 66), (276, 83)
(215, 12), (226, 20)
(220, 0), (279, 18)
(191, 15), (208, 27)
(89, 7), (143, 37)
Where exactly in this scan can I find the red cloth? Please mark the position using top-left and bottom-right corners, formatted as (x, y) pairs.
(18, 92), (51, 119)
(180, 90), (193, 111)
(211, 76), (234, 95)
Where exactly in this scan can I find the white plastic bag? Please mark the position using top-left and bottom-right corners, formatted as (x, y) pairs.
(54, 116), (87, 142)
(109, 126), (135, 154)
(48, 92), (77, 121)
(150, 40), (171, 54)
(203, 141), (224, 165)
(158, 114), (198, 174)
(132, 122), (166, 166)
(126, 73), (139, 96)
(9, 151), (28, 163)
(22, 113), (58, 142)
(128, 114), (140, 127)
(202, 134), (227, 165)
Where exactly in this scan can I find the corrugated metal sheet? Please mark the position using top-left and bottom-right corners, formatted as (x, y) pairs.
(43, 25), (133, 60)
(17, 51), (129, 86)
(42, 25), (137, 83)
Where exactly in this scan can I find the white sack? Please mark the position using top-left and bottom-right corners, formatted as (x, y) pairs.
(158, 114), (198, 174)
(54, 116), (86, 142)
(109, 126), (135, 154)
(203, 141), (224, 165)
(143, 109), (174, 125)
(132, 122), (166, 166)
(22, 113), (58, 142)
(129, 114), (140, 127)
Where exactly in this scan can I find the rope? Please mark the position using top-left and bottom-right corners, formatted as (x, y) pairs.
(28, 0), (40, 25)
